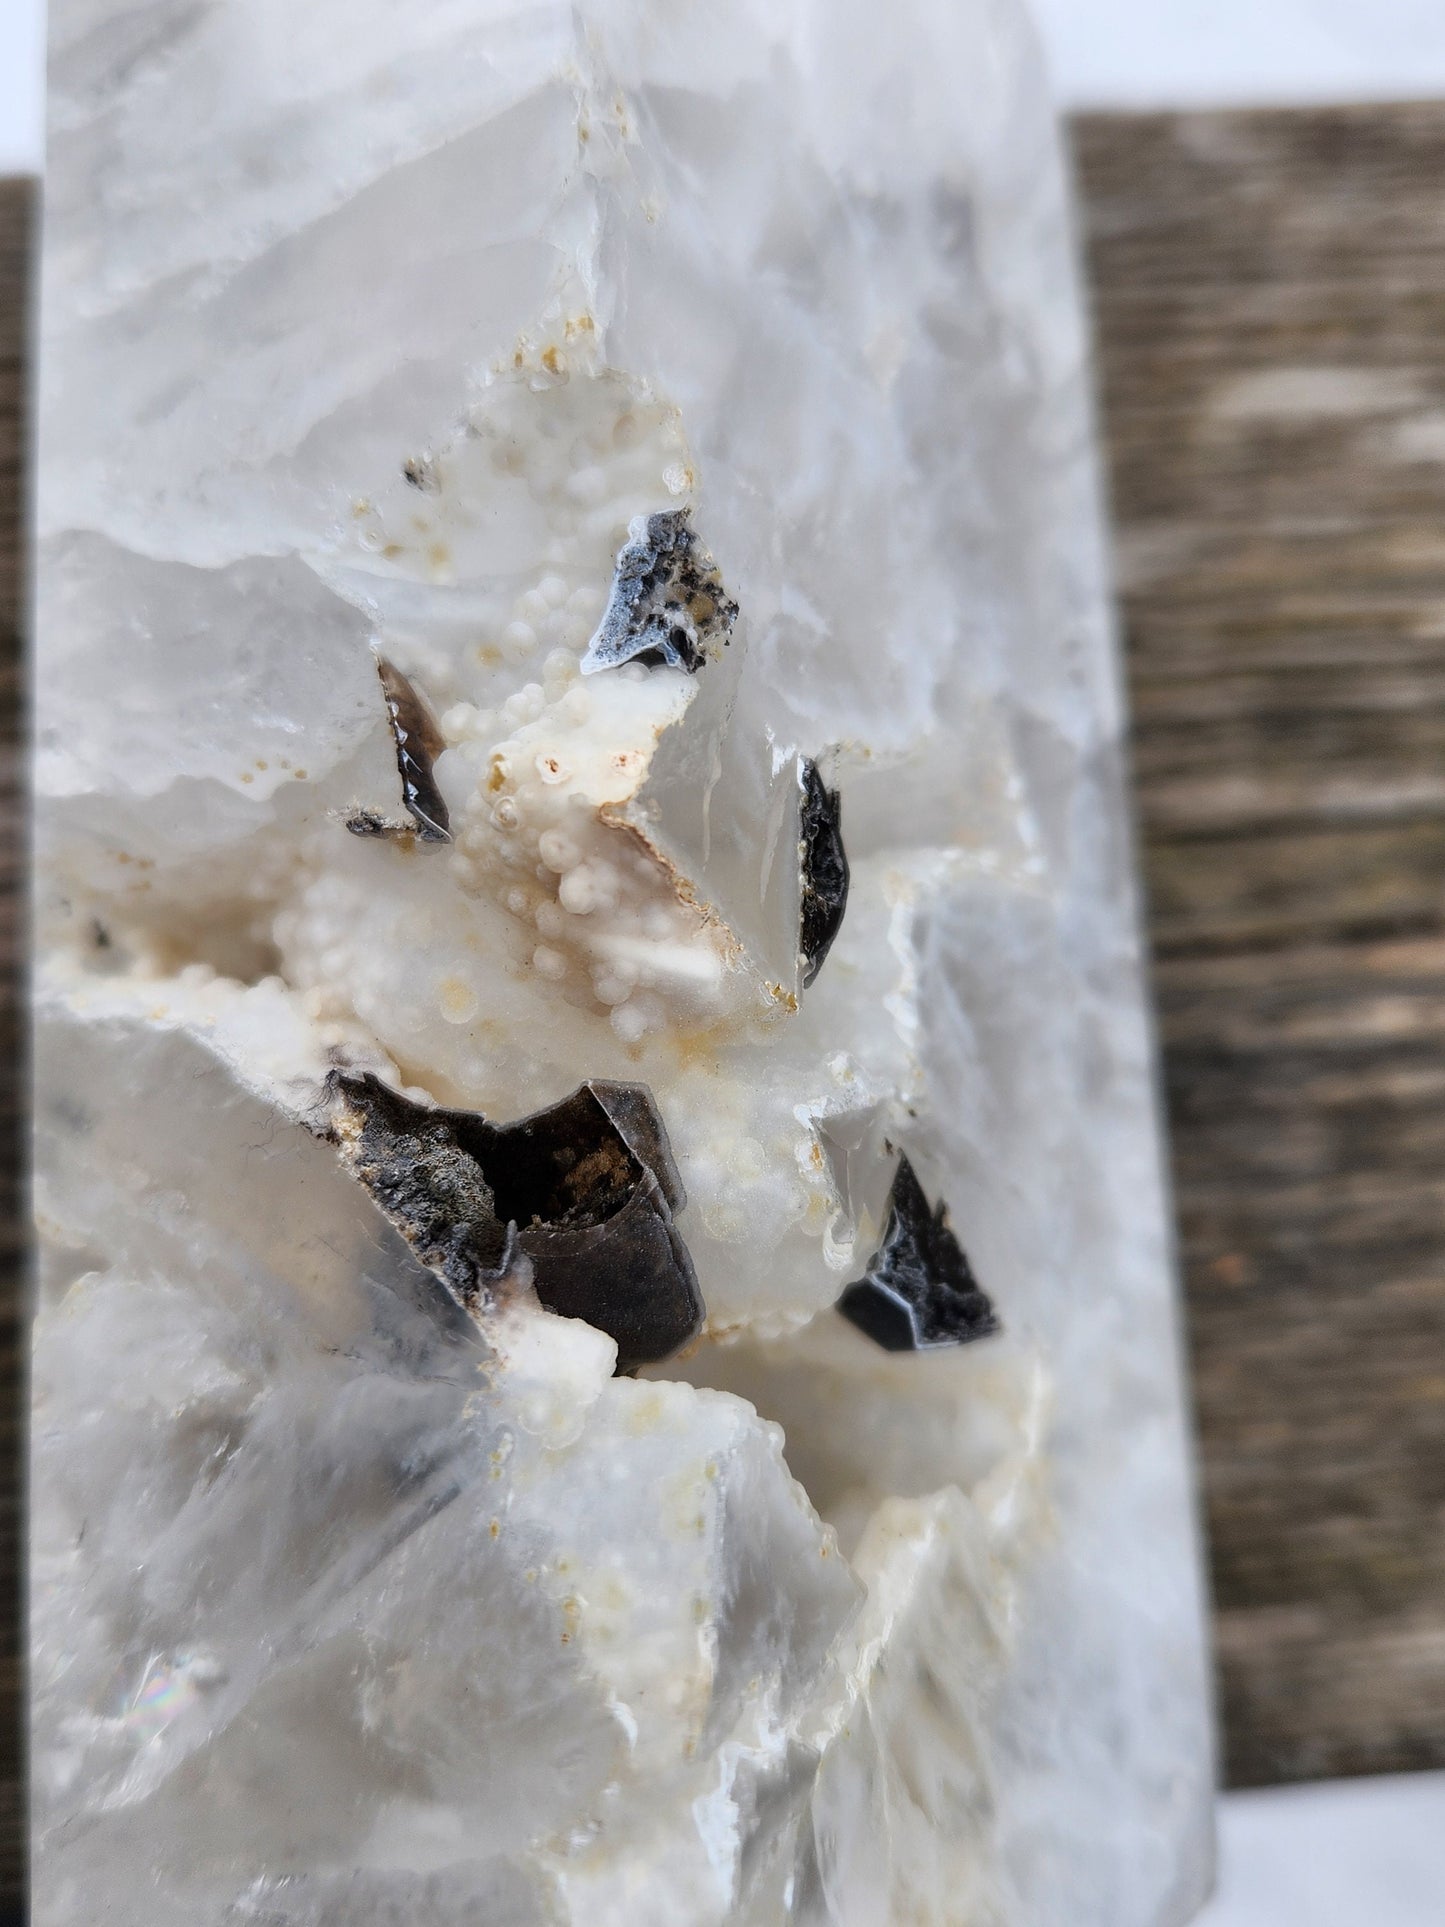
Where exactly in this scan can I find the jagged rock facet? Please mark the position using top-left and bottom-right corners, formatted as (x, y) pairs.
(34, 1), (1216, 1923)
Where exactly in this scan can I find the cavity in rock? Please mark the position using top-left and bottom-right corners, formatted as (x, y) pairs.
(326, 1072), (704, 1372)
(837, 1153), (999, 1352)
(580, 509), (738, 675)
(345, 656), (451, 843)
(798, 760), (850, 987)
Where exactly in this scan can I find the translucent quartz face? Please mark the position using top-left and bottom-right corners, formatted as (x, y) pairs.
(32, 1), (1216, 1923)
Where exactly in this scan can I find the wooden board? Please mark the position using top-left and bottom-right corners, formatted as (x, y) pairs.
(1073, 104), (1445, 1787)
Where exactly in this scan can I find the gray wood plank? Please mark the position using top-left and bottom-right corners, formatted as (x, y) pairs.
(1074, 103), (1445, 1788)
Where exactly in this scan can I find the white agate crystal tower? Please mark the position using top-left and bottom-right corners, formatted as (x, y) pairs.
(33, 1), (1216, 1922)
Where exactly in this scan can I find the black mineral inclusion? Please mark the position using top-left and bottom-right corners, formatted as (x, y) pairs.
(328, 1073), (704, 1373)
(798, 759), (849, 988)
(582, 509), (738, 675)
(837, 1153), (999, 1352)
(346, 656), (452, 844)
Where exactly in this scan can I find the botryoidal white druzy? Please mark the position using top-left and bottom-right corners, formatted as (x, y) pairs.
(33, 1), (1216, 1922)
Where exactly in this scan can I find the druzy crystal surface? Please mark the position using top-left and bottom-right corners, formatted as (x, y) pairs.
(33, 1), (1216, 1921)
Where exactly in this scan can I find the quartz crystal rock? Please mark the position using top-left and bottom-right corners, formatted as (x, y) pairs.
(33, 0), (1217, 1921)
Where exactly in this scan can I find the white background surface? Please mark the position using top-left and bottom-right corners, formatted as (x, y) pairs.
(11, 0), (1445, 165)
(0, 0), (43, 174)
(4, 0), (1445, 1920)
(1032, 0), (1445, 108)
(1201, 1773), (1445, 1926)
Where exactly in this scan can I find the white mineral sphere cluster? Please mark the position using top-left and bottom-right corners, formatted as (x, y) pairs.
(278, 365), (757, 1050)
(447, 662), (742, 1040)
(261, 357), (860, 1337)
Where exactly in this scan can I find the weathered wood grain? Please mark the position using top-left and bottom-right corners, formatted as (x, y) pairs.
(1074, 103), (1445, 1788)
(0, 174), (30, 1918)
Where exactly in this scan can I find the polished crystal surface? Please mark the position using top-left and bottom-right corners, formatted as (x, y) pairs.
(34, 1), (1216, 1921)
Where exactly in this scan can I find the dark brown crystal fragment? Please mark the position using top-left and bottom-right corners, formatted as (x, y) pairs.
(326, 1072), (704, 1373)
(837, 1153), (999, 1352)
(376, 656), (451, 842)
(798, 759), (849, 988)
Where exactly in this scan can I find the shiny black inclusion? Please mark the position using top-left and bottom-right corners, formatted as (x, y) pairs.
(798, 760), (849, 988)
(378, 656), (451, 842)
(837, 1154), (999, 1352)
(581, 510), (738, 674)
(329, 1073), (703, 1373)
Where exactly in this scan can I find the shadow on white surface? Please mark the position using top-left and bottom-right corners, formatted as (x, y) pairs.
(1198, 1773), (1445, 1926)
